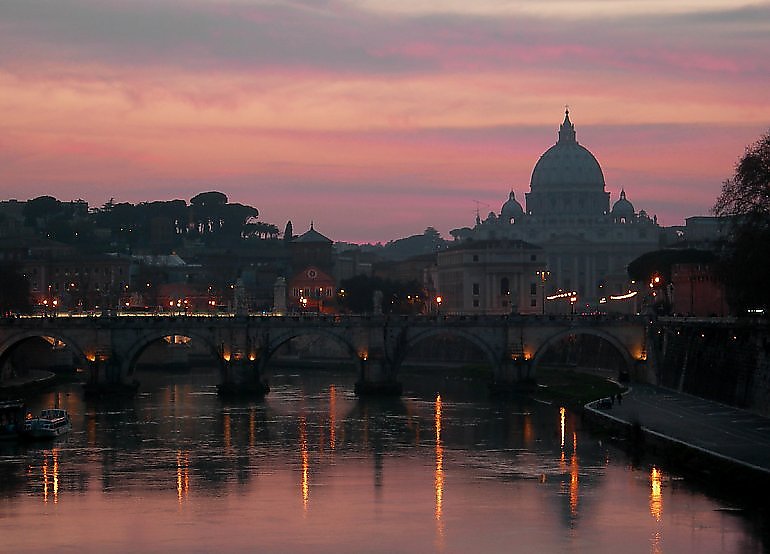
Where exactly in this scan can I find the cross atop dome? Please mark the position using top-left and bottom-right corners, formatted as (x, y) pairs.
(558, 107), (576, 144)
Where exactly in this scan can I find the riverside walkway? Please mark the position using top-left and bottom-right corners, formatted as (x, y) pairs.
(586, 384), (770, 478)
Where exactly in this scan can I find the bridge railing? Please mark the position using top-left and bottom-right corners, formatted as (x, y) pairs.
(2, 312), (650, 330)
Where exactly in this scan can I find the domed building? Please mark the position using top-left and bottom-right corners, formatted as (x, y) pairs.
(611, 189), (635, 223)
(500, 191), (525, 224)
(526, 110), (609, 220)
(448, 110), (661, 312)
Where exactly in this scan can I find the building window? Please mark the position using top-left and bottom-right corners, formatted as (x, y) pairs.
(531, 298), (537, 307)
(472, 299), (480, 308)
(472, 254), (479, 262)
(530, 283), (537, 295)
(472, 283), (480, 295)
(500, 278), (510, 295)
(530, 254), (537, 261)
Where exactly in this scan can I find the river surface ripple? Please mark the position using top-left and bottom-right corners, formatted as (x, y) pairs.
(0, 368), (766, 553)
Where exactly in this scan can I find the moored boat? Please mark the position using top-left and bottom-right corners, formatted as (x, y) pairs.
(23, 408), (72, 439)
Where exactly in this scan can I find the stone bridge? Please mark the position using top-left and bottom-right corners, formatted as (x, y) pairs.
(0, 314), (648, 396)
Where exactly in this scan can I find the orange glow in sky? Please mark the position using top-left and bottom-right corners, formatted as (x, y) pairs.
(1, 0), (768, 242)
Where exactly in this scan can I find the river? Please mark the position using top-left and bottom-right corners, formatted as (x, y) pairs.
(0, 367), (766, 553)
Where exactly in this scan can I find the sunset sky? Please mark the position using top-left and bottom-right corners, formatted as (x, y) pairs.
(1, 0), (769, 243)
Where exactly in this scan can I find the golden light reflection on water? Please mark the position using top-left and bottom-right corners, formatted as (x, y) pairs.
(558, 408), (579, 520)
(569, 432), (579, 518)
(177, 450), (190, 504)
(650, 466), (664, 554)
(650, 467), (663, 522)
(41, 449), (60, 504)
(299, 416), (310, 511)
(434, 394), (445, 547)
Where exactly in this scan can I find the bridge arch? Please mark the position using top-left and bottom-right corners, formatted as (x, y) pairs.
(124, 330), (225, 376)
(262, 328), (361, 370)
(0, 330), (90, 371)
(397, 327), (503, 373)
(530, 328), (635, 375)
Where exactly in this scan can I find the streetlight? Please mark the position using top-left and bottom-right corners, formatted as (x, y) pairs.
(436, 295), (443, 315)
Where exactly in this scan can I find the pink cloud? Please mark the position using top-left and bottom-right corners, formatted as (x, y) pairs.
(0, 1), (769, 242)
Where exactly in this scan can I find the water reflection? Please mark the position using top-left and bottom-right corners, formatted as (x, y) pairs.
(434, 394), (445, 543)
(569, 432), (579, 520)
(299, 415), (310, 511)
(650, 466), (663, 553)
(249, 407), (256, 448)
(329, 385), (337, 451)
(650, 467), (663, 522)
(558, 407), (579, 523)
(177, 450), (190, 504)
(223, 410), (232, 452)
(0, 371), (763, 553)
(40, 448), (60, 504)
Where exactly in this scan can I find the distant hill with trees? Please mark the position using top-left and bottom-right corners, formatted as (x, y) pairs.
(17, 191), (277, 254)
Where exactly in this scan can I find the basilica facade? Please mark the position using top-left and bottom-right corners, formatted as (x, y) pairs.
(449, 110), (662, 310)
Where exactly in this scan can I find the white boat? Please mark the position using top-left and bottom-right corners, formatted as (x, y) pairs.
(24, 408), (72, 439)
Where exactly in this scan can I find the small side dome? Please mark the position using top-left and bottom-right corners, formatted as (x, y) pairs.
(500, 190), (524, 223)
(611, 189), (635, 222)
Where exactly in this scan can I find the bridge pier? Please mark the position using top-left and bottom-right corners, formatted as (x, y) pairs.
(488, 358), (536, 397)
(354, 354), (402, 397)
(217, 357), (270, 398)
(82, 353), (139, 398)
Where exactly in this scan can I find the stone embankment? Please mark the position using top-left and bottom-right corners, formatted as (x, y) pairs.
(584, 383), (770, 492)
(650, 317), (770, 416)
(0, 369), (56, 399)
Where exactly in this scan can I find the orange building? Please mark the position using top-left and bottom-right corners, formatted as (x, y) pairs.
(670, 263), (727, 316)
(287, 266), (336, 313)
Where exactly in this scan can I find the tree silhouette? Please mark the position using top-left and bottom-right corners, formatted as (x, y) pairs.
(0, 264), (32, 315)
(339, 275), (425, 314)
(713, 129), (770, 313)
(190, 191), (228, 235)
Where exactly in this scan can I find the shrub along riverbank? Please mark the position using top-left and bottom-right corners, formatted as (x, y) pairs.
(533, 366), (625, 408)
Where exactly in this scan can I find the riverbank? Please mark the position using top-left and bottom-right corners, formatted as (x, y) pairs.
(583, 383), (770, 495)
(0, 369), (58, 400)
(533, 366), (624, 408)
